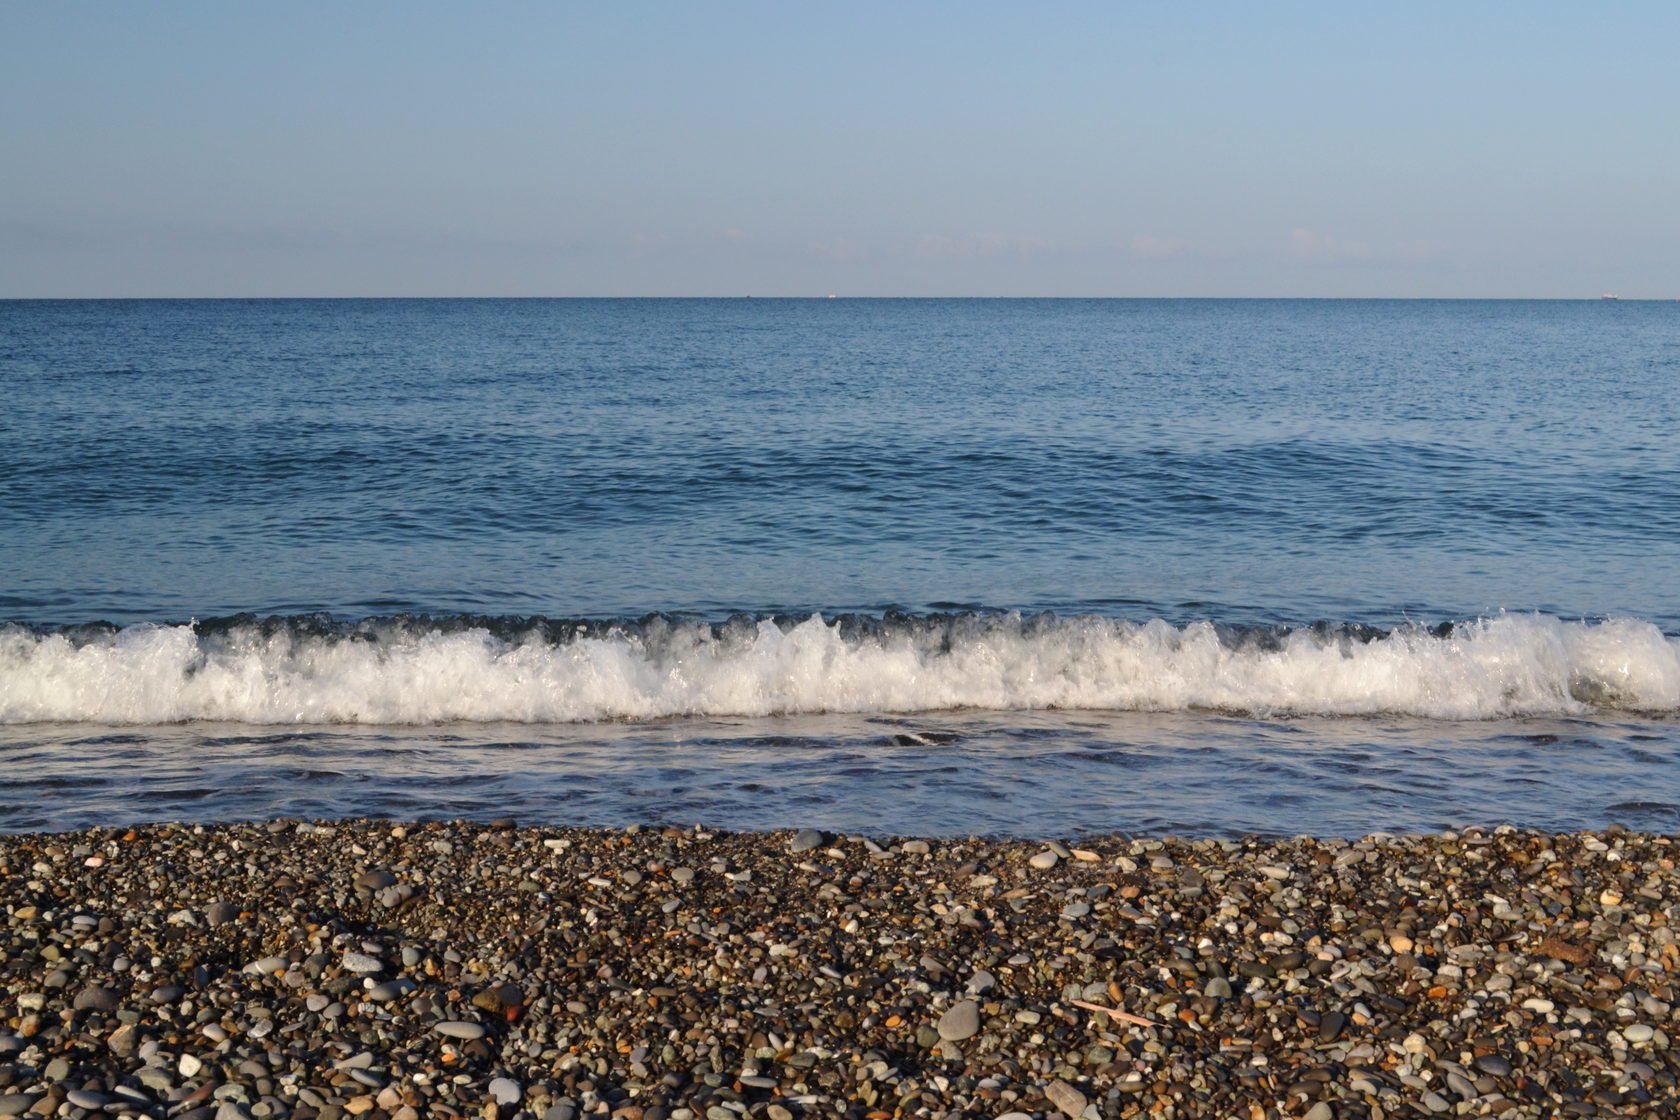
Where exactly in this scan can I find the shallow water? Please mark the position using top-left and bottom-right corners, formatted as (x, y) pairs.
(2, 710), (1677, 837)
(3, 298), (1678, 834)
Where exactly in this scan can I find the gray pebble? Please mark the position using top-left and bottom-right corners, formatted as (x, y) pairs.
(73, 985), (120, 1011)
(937, 999), (980, 1041)
(1475, 1054), (1513, 1077)
(434, 1020), (486, 1040)
(790, 829), (826, 853)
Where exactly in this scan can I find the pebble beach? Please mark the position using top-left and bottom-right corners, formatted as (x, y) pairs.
(1, 823), (1676, 1120)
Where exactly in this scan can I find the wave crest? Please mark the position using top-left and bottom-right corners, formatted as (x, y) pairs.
(2, 613), (1678, 725)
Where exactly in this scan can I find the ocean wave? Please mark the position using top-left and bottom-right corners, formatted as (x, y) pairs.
(2, 612), (1678, 725)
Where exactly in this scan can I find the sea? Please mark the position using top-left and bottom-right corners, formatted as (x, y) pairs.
(2, 298), (1677, 837)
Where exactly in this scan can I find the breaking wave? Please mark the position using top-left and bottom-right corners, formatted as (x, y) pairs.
(2, 612), (1678, 726)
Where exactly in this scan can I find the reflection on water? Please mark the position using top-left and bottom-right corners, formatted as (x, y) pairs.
(3, 711), (1677, 837)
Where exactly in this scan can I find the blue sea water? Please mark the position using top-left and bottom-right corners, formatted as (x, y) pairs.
(2, 298), (1678, 835)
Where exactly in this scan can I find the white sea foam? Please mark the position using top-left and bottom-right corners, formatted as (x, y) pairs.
(2, 614), (1678, 725)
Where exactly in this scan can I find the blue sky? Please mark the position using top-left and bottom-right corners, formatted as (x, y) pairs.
(3, 2), (1676, 296)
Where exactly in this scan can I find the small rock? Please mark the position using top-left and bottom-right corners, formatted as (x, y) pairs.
(1044, 1079), (1087, 1119)
(488, 1079), (521, 1106)
(1475, 1054), (1513, 1077)
(1028, 851), (1059, 870)
(937, 1000), (980, 1041)
(1624, 1024), (1655, 1043)
(435, 1020), (487, 1040)
(342, 952), (383, 973)
(356, 869), (398, 890)
(1304, 1104), (1334, 1120)
(205, 900), (238, 927)
(73, 985), (120, 1011)
(789, 829), (826, 853)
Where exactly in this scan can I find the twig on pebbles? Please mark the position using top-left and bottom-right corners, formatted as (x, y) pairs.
(1070, 998), (1159, 1027)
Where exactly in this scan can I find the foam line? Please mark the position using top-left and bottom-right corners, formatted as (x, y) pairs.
(2, 613), (1678, 725)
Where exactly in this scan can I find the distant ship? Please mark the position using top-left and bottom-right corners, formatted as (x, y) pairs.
(1601, 293), (1620, 300)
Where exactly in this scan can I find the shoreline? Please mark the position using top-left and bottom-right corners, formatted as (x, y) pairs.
(2, 822), (1675, 1119)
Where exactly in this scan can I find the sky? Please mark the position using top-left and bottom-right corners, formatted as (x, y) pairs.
(2, 2), (1677, 298)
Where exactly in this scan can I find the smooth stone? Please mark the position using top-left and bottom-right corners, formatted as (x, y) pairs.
(1044, 1080), (1086, 1119)
(967, 970), (996, 994)
(1304, 1104), (1334, 1120)
(73, 985), (120, 1011)
(1319, 1010), (1347, 1042)
(1204, 977), (1233, 999)
(180, 1053), (204, 1077)
(1475, 1055), (1513, 1077)
(902, 840), (930, 855)
(342, 952), (383, 973)
(488, 1078), (521, 1105)
(937, 1000), (980, 1041)
(356, 870), (397, 890)
(434, 1020), (487, 1040)
(1522, 998), (1555, 1014)
(1028, 851), (1060, 870)
(0, 1097), (37, 1119)
(205, 901), (237, 927)
(544, 1108), (576, 1120)
(368, 979), (414, 1002)
(1624, 1024), (1655, 1043)
(67, 1091), (111, 1110)
(789, 829), (826, 853)
(151, 984), (184, 1004)
(1421, 1091), (1450, 1113)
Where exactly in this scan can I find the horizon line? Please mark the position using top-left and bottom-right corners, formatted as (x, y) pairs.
(4, 294), (1676, 302)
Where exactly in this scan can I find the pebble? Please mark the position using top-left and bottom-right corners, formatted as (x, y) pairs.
(1045, 1079), (1087, 1118)
(72, 985), (120, 1011)
(937, 999), (980, 1041)
(789, 829), (825, 853)
(2, 821), (1675, 1120)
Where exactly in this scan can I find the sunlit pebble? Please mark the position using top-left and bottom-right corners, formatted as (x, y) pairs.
(2, 821), (1674, 1117)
